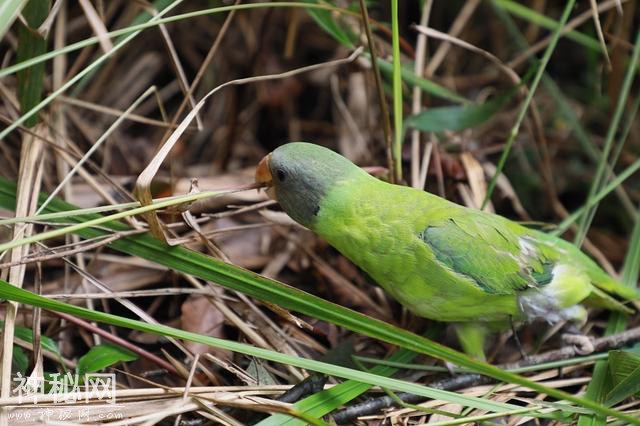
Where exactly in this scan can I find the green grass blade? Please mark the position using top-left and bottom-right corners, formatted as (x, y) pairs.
(494, 3), (636, 221)
(574, 28), (640, 246)
(0, 0), (27, 39)
(622, 207), (640, 285)
(16, 0), (50, 128)
(578, 192), (640, 425)
(427, 406), (545, 426)
(391, 0), (402, 182)
(577, 320), (622, 426)
(0, 3), (467, 105)
(0, 189), (230, 254)
(493, 0), (600, 51)
(554, 159), (640, 236)
(0, 2), (466, 141)
(0, 179), (636, 423)
(3, 321), (61, 357)
(257, 348), (418, 425)
(599, 205), (640, 408)
(0, 0), (181, 141)
(0, 3), (345, 79)
(302, 0), (355, 47)
(0, 280), (522, 414)
(376, 59), (467, 104)
(483, 0), (576, 209)
(69, 0), (181, 95)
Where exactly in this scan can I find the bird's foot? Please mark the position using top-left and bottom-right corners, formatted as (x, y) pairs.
(561, 333), (595, 355)
(509, 318), (528, 360)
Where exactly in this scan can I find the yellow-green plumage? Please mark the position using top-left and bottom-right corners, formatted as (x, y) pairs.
(261, 142), (637, 357)
(314, 170), (623, 321)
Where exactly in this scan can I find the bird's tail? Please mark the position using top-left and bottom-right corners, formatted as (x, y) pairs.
(586, 287), (635, 315)
(591, 270), (640, 301)
(586, 266), (638, 315)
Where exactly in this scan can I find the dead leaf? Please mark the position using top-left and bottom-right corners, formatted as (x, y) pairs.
(212, 217), (272, 269)
(460, 152), (493, 212)
(181, 295), (230, 361)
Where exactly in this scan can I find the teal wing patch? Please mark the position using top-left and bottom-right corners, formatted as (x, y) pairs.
(419, 215), (554, 295)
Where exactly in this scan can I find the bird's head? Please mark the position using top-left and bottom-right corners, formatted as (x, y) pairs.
(255, 142), (368, 228)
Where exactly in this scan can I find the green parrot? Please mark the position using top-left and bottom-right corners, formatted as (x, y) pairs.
(255, 142), (638, 359)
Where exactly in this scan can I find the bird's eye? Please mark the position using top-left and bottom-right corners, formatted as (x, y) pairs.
(276, 168), (287, 182)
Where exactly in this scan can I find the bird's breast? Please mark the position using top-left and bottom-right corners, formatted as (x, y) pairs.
(315, 193), (417, 287)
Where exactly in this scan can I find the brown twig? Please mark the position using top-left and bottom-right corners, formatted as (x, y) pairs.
(0, 232), (133, 269)
(358, 0), (395, 183)
(51, 311), (182, 378)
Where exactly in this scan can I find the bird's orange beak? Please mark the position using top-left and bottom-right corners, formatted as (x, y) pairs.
(255, 153), (277, 199)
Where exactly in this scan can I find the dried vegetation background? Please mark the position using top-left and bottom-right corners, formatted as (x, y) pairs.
(1, 1), (640, 425)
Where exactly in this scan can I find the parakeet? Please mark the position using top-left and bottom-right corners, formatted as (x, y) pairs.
(255, 142), (638, 359)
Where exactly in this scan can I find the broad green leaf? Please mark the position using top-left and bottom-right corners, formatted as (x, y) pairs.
(2, 321), (61, 357)
(13, 325), (61, 357)
(76, 344), (138, 375)
(1, 321), (62, 375)
(605, 367), (640, 407)
(405, 94), (511, 133)
(0, 179), (637, 424)
(605, 350), (640, 406)
(608, 349), (640, 380)
(12, 346), (28, 375)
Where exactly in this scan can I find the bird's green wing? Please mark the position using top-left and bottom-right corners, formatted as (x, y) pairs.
(419, 212), (554, 296)
(419, 210), (635, 318)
